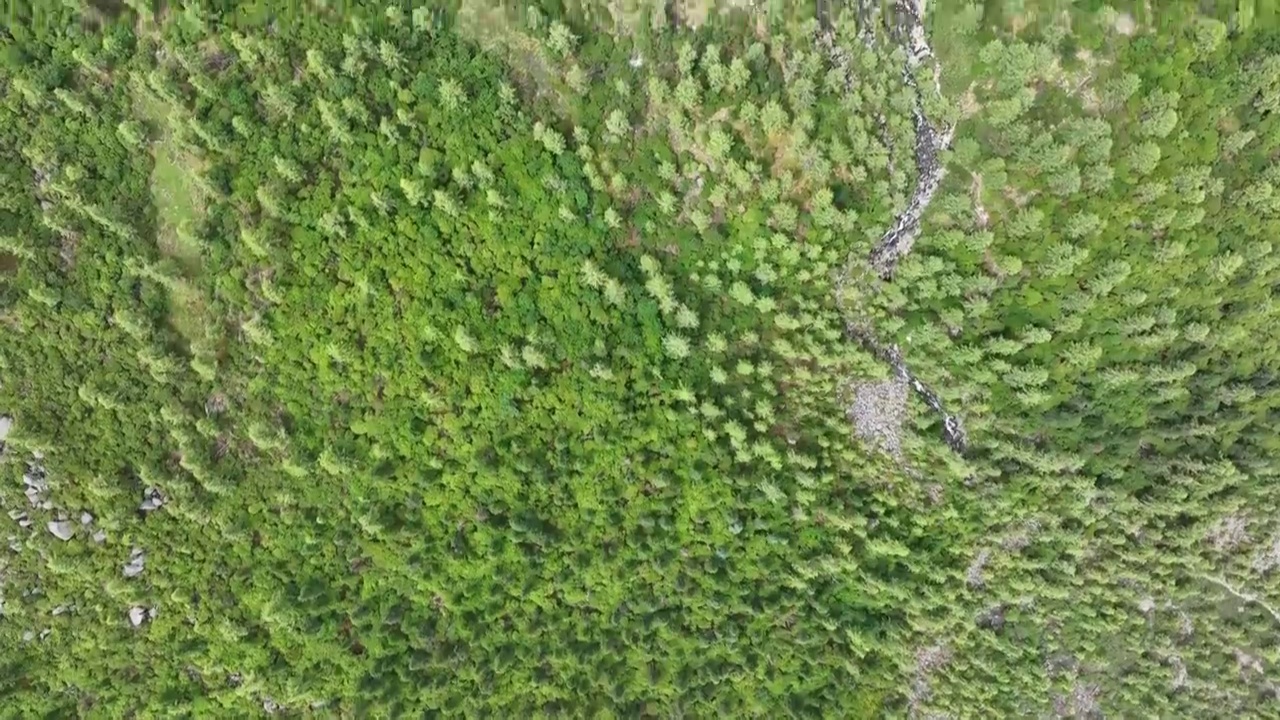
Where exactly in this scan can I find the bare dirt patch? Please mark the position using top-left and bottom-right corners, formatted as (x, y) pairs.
(958, 82), (981, 118)
(971, 172), (989, 229)
(1113, 12), (1136, 36)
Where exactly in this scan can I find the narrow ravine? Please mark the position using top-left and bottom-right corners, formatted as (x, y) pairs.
(828, 0), (966, 454)
(868, 0), (955, 280)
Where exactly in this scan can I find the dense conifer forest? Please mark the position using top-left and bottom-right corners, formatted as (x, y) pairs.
(3, 0), (1280, 716)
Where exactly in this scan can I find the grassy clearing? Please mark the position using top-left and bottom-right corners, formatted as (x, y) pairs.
(131, 84), (211, 345)
(457, 1), (574, 118)
(132, 88), (206, 273)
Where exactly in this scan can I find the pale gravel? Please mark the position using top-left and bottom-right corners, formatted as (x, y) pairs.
(848, 378), (909, 457)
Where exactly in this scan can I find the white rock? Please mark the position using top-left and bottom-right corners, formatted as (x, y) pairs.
(22, 471), (45, 491)
(0, 416), (11, 442)
(128, 606), (147, 627)
(80, 512), (93, 525)
(92, 530), (107, 544)
(123, 548), (145, 578)
(139, 487), (165, 513)
(46, 521), (74, 541)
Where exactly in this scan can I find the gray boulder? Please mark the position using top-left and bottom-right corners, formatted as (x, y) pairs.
(46, 520), (74, 541)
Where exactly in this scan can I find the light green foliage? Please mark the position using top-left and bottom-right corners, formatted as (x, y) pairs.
(661, 333), (690, 359)
(437, 77), (466, 111)
(2, 3), (1279, 719)
(547, 20), (576, 58)
(452, 325), (478, 354)
(604, 108), (629, 142)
